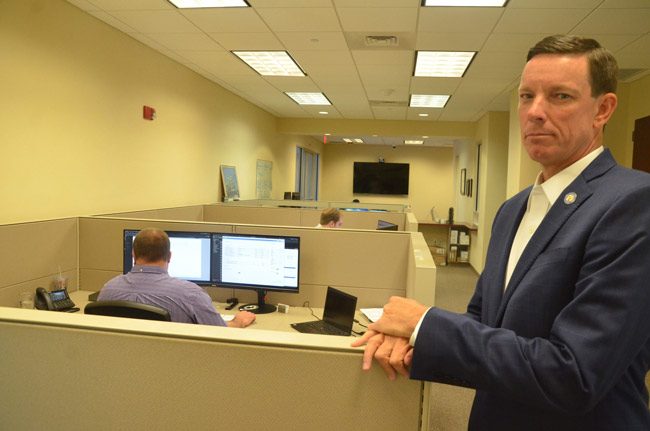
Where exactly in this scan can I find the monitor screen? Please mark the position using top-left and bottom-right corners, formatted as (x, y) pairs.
(212, 233), (300, 292)
(123, 230), (213, 284)
(122, 229), (300, 314)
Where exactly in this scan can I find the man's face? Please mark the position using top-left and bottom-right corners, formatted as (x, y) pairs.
(518, 54), (614, 179)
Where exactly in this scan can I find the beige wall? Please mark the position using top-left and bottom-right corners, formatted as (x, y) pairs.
(320, 144), (455, 223)
(0, 0), (320, 225)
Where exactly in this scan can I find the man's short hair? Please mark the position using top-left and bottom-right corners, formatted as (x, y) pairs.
(133, 228), (171, 263)
(320, 208), (341, 225)
(527, 34), (618, 96)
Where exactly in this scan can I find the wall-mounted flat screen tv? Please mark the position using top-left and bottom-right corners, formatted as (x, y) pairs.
(353, 162), (409, 195)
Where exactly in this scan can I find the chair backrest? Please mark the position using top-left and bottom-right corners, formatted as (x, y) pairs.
(84, 300), (171, 321)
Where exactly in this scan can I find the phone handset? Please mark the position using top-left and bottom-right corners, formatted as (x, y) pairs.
(34, 287), (78, 312)
(35, 287), (54, 310)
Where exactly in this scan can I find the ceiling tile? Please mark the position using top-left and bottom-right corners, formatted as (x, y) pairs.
(507, 0), (601, 8)
(181, 8), (269, 32)
(493, 8), (592, 33)
(249, 0), (332, 6)
(409, 76), (460, 94)
(333, 0), (421, 6)
(615, 34), (650, 69)
(418, 7), (504, 34)
(86, 10), (138, 33)
(415, 32), (489, 51)
(337, 8), (419, 33)
(207, 32), (283, 50)
(599, 0), (650, 7)
(275, 32), (349, 51)
(177, 50), (257, 77)
(255, 8), (341, 32)
(145, 32), (225, 51)
(572, 9), (650, 35)
(86, 0), (174, 10)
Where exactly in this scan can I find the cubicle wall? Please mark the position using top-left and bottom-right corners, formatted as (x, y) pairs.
(0, 308), (424, 431)
(0, 218), (78, 307)
(99, 204), (205, 221)
(203, 204), (407, 231)
(100, 203), (408, 231)
(77, 216), (434, 308)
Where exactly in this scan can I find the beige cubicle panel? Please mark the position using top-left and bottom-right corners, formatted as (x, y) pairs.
(0, 308), (425, 431)
(0, 218), (78, 307)
(98, 204), (205, 221)
(203, 204), (302, 226)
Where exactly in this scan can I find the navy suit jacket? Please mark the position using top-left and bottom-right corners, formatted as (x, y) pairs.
(411, 150), (650, 430)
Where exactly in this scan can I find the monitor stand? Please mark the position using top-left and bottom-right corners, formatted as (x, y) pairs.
(239, 289), (277, 314)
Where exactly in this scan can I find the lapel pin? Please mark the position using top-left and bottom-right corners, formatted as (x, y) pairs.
(563, 192), (577, 205)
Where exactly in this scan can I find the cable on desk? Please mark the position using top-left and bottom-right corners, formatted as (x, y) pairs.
(353, 319), (368, 329)
(302, 301), (321, 321)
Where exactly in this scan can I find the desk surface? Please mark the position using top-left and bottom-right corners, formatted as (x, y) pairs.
(70, 290), (370, 335)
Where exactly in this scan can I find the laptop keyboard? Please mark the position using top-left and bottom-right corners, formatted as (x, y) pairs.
(293, 320), (349, 336)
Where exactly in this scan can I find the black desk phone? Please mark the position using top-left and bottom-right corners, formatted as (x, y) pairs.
(35, 287), (79, 312)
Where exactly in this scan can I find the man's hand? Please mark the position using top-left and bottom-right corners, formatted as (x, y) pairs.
(227, 310), (256, 328)
(369, 296), (428, 339)
(351, 330), (413, 380)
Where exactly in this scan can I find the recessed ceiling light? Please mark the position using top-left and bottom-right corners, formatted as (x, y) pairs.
(285, 92), (331, 105)
(414, 51), (476, 77)
(354, 138), (364, 143)
(318, 111), (329, 115)
(233, 51), (305, 76)
(405, 140), (424, 145)
(422, 0), (507, 6)
(343, 138), (353, 143)
(418, 113), (429, 117)
(168, 0), (250, 8)
(324, 133), (331, 136)
(410, 94), (450, 108)
(422, 135), (429, 138)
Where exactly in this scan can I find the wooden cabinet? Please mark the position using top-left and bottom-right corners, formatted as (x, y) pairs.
(418, 221), (477, 266)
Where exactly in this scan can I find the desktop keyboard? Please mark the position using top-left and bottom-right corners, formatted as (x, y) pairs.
(291, 320), (349, 336)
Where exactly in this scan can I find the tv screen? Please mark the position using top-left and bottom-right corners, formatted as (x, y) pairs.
(353, 162), (409, 195)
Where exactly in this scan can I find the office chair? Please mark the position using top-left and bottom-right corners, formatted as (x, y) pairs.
(84, 300), (171, 322)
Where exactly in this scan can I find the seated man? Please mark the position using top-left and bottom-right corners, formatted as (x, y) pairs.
(98, 228), (255, 328)
(316, 207), (343, 228)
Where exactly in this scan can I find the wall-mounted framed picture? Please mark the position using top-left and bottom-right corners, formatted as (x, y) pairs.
(460, 168), (466, 195)
(220, 165), (240, 201)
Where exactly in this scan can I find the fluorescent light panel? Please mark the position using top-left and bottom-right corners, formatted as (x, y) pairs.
(168, 0), (249, 8)
(286, 92), (331, 106)
(405, 140), (424, 145)
(233, 51), (305, 76)
(415, 51), (476, 77)
(422, 0), (507, 6)
(410, 94), (450, 108)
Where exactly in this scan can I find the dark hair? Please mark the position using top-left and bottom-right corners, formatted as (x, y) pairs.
(320, 208), (341, 225)
(527, 35), (618, 96)
(133, 228), (171, 263)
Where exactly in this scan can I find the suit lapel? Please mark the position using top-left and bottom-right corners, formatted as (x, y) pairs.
(494, 150), (617, 325)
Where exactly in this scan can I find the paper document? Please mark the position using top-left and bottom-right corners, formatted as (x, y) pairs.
(360, 308), (383, 323)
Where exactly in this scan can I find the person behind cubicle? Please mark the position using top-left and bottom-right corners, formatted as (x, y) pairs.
(315, 207), (343, 228)
(99, 228), (255, 328)
(352, 35), (650, 430)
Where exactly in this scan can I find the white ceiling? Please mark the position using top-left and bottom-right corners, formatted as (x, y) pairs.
(67, 0), (650, 146)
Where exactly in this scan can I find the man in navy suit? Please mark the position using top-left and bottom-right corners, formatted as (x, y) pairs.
(353, 35), (650, 430)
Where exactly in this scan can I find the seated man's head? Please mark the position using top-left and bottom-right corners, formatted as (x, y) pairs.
(133, 228), (171, 266)
(320, 208), (342, 228)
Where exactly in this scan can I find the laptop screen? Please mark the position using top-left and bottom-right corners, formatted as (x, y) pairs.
(322, 287), (358, 332)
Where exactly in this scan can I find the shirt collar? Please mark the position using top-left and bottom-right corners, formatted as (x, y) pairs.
(130, 264), (167, 274)
(533, 146), (604, 207)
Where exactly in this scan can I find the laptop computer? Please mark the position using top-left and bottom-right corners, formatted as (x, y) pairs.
(291, 287), (357, 336)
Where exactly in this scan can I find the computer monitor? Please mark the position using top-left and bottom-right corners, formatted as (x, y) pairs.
(123, 230), (213, 284)
(212, 233), (300, 314)
(122, 229), (300, 314)
(376, 220), (398, 231)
